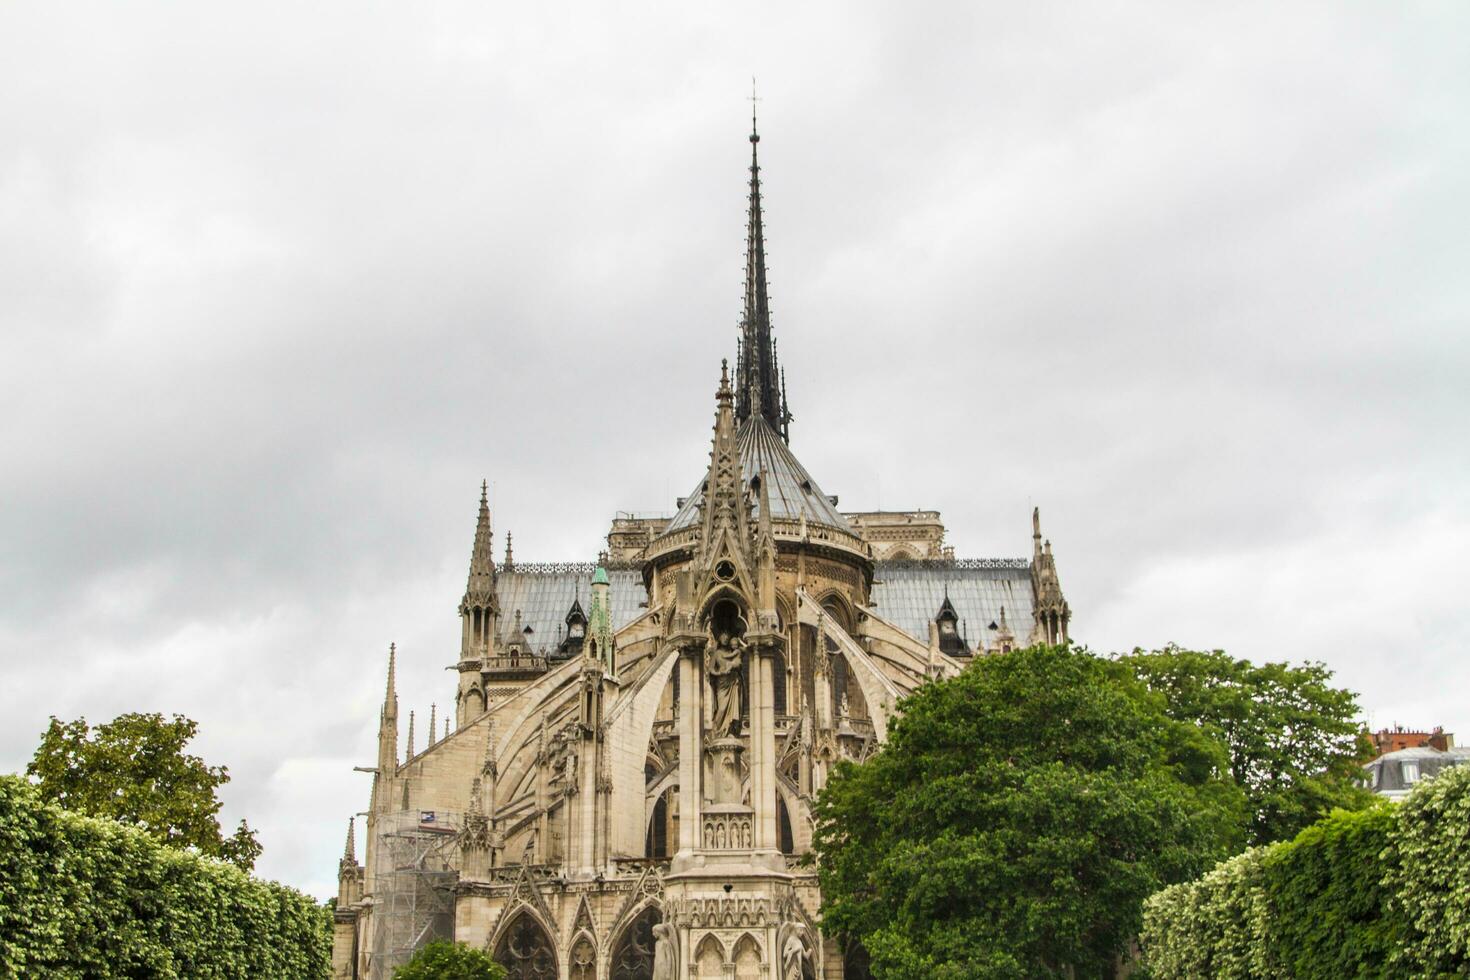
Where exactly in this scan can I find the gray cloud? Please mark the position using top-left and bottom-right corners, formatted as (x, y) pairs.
(2, 1), (1466, 896)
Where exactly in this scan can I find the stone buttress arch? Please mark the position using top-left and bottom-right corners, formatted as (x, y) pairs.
(602, 642), (680, 857)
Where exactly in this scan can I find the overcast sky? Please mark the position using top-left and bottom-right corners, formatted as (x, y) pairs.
(2, 2), (1466, 899)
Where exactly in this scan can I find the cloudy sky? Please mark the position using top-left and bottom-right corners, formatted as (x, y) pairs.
(2, 2), (1466, 898)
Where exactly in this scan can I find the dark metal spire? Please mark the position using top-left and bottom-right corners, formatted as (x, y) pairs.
(736, 86), (787, 438)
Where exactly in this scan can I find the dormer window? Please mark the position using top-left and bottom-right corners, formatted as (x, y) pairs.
(1402, 761), (1420, 784)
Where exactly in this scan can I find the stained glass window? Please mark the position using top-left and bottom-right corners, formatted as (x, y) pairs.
(493, 913), (557, 980)
(610, 906), (662, 980)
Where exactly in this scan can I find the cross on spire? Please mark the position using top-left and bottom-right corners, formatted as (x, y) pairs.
(749, 76), (761, 137)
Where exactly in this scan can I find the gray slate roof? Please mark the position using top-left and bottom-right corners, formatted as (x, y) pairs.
(869, 562), (1036, 651)
(1363, 746), (1470, 795)
(496, 566), (646, 654)
(496, 559), (1038, 655)
(662, 417), (852, 535)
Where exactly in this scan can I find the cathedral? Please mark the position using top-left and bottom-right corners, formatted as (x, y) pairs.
(331, 117), (1070, 980)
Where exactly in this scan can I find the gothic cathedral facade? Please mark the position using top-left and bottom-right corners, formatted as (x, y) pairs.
(332, 120), (1070, 980)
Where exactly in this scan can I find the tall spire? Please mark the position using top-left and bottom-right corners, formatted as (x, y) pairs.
(465, 480), (495, 602)
(377, 643), (399, 773)
(735, 87), (787, 438)
(701, 361), (745, 551)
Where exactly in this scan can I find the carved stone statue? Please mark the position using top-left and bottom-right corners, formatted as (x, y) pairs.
(651, 921), (677, 980)
(704, 630), (747, 736)
(782, 930), (809, 980)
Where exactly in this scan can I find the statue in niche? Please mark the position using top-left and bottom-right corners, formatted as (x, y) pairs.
(651, 921), (678, 980)
(782, 928), (811, 980)
(704, 629), (748, 737)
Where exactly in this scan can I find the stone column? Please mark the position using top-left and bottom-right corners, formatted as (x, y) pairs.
(330, 914), (357, 980)
(747, 636), (779, 855)
(676, 640), (703, 859)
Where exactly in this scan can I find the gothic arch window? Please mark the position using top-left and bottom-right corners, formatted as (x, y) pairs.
(610, 905), (662, 980)
(819, 593), (855, 634)
(830, 648), (849, 719)
(799, 624), (818, 714)
(732, 933), (763, 979)
(778, 796), (794, 855)
(493, 912), (557, 980)
(570, 936), (597, 980)
(646, 789), (670, 859)
(695, 934), (726, 978)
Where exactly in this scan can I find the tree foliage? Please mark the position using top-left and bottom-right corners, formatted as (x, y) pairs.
(1382, 763), (1470, 974)
(813, 645), (1243, 979)
(1118, 646), (1373, 845)
(0, 775), (327, 978)
(393, 940), (507, 980)
(1144, 768), (1470, 979)
(26, 712), (262, 870)
(1264, 805), (1402, 978)
(1140, 845), (1279, 980)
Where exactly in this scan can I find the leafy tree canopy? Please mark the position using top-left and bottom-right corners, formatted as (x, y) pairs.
(813, 645), (1243, 980)
(26, 712), (262, 870)
(1117, 646), (1372, 844)
(393, 940), (507, 980)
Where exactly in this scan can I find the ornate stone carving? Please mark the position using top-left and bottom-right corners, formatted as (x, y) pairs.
(701, 808), (754, 849)
(677, 896), (771, 929)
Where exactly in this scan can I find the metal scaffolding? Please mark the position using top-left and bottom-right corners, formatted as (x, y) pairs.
(367, 810), (463, 980)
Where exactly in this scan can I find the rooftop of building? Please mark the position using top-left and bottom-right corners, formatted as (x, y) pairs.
(660, 415), (852, 537)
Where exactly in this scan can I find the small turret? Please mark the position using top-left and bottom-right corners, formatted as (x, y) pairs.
(587, 566), (615, 675)
(458, 482), (498, 726)
(337, 816), (362, 906)
(934, 591), (968, 657)
(557, 595), (587, 660)
(1030, 508), (1070, 645)
(995, 605), (1016, 654)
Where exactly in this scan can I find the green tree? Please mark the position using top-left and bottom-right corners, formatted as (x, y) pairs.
(813, 645), (1242, 980)
(393, 940), (506, 980)
(1118, 646), (1372, 844)
(26, 712), (262, 870)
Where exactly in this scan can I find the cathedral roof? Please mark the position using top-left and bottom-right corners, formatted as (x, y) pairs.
(494, 566), (645, 654)
(660, 415), (852, 536)
(869, 561), (1035, 652)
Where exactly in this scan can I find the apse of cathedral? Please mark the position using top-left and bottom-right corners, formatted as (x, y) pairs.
(332, 117), (1070, 980)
